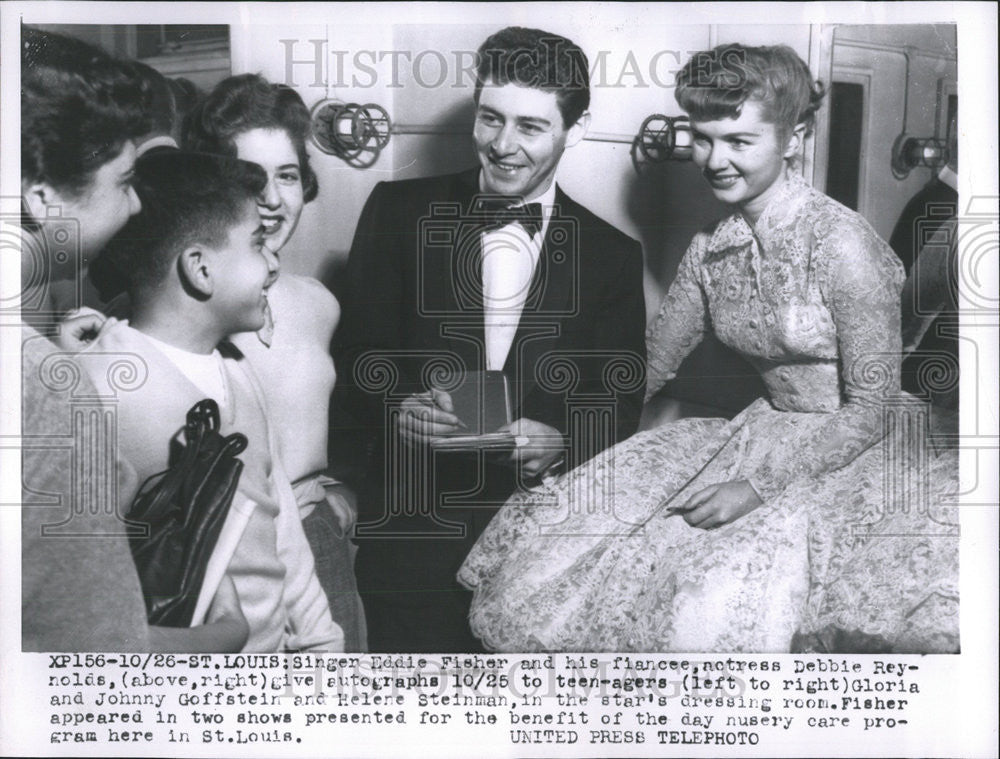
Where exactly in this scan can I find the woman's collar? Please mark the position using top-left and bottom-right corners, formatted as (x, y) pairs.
(752, 169), (810, 233)
(708, 169), (810, 253)
(705, 168), (811, 254)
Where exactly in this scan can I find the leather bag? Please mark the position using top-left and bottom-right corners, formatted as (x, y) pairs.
(128, 398), (247, 626)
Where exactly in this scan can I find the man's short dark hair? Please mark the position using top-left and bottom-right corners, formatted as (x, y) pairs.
(474, 26), (590, 128)
(103, 151), (266, 295)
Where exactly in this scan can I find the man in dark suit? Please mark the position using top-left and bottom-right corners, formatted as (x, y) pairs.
(333, 26), (646, 652)
(889, 164), (958, 276)
(893, 152), (959, 406)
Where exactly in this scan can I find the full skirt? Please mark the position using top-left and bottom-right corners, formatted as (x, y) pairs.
(458, 398), (959, 653)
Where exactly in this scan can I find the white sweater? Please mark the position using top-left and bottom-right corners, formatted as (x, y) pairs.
(81, 321), (343, 652)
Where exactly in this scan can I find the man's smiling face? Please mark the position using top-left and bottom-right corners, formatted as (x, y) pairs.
(473, 81), (584, 200)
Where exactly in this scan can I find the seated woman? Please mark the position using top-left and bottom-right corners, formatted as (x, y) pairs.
(182, 74), (366, 651)
(459, 43), (958, 653)
(19, 27), (247, 652)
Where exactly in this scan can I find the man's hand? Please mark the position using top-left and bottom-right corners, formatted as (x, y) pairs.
(55, 307), (117, 351)
(396, 388), (465, 445)
(501, 418), (564, 478)
(676, 479), (763, 530)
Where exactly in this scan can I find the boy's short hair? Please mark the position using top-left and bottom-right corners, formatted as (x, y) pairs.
(474, 26), (590, 128)
(104, 150), (266, 295)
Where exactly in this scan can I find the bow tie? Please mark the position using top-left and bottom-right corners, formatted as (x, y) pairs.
(474, 198), (544, 238)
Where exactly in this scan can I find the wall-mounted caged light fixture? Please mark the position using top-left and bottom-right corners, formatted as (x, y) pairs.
(310, 100), (391, 168)
(891, 134), (949, 177)
(636, 114), (693, 163)
(890, 48), (950, 180)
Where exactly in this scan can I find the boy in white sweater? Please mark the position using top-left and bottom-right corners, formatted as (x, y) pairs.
(82, 151), (343, 651)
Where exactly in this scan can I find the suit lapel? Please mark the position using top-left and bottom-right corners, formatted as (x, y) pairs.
(529, 186), (577, 317)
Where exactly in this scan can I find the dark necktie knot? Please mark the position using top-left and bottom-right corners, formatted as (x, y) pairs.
(474, 197), (544, 238)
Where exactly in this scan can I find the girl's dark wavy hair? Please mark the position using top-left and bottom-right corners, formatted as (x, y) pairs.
(675, 43), (825, 139)
(21, 26), (151, 197)
(182, 73), (318, 203)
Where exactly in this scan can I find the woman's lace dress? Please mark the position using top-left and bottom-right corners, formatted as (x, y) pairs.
(458, 171), (959, 653)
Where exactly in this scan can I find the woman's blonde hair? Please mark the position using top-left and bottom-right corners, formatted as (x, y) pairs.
(676, 43), (825, 139)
